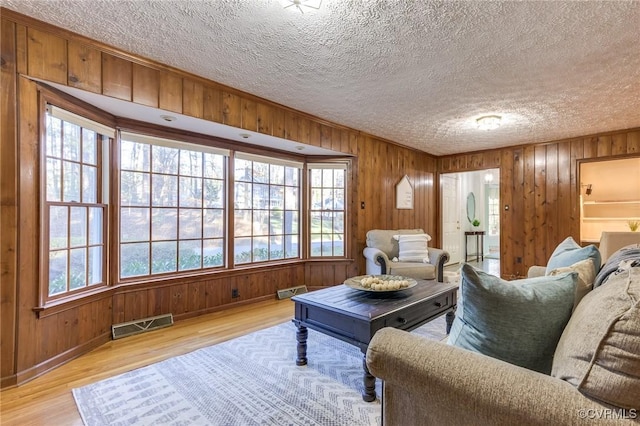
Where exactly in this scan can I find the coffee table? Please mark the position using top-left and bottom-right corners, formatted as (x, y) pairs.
(292, 279), (457, 402)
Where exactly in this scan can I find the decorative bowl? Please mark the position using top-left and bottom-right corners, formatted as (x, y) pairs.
(344, 275), (417, 293)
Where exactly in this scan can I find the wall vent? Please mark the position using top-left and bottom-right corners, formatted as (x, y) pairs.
(277, 285), (308, 299)
(111, 314), (174, 340)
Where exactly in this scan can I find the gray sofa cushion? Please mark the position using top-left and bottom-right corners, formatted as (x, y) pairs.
(552, 266), (640, 410)
(448, 264), (577, 374)
(388, 262), (436, 280)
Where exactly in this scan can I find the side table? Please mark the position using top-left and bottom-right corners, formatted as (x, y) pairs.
(465, 231), (485, 262)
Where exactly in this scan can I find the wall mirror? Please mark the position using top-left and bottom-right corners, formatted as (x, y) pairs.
(466, 192), (476, 223)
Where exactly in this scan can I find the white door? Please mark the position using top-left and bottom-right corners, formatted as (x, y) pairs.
(441, 174), (461, 265)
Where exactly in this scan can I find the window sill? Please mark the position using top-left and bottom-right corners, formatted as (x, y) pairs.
(33, 285), (114, 319)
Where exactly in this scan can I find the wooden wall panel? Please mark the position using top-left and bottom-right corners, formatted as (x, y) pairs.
(240, 98), (257, 131)
(1, 17), (18, 385)
(26, 28), (67, 84)
(222, 91), (241, 127)
(202, 85), (223, 123)
(132, 63), (159, 107)
(159, 72), (182, 113)
(256, 103), (273, 135)
(101, 53), (132, 101)
(67, 40), (101, 93)
(183, 79), (204, 118)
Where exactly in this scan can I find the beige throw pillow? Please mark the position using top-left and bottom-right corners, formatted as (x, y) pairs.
(551, 267), (640, 410)
(548, 258), (595, 310)
(393, 234), (430, 263)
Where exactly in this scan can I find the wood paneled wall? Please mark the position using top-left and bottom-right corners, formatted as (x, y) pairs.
(0, 10), (438, 387)
(440, 130), (640, 278)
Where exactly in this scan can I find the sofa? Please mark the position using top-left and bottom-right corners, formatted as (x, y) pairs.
(363, 229), (449, 282)
(366, 240), (640, 425)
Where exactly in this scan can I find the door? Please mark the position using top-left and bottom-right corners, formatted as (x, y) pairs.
(441, 174), (461, 265)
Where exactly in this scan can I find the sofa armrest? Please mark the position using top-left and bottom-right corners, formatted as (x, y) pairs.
(428, 248), (449, 283)
(363, 247), (391, 274)
(366, 328), (637, 426)
(528, 265), (547, 278)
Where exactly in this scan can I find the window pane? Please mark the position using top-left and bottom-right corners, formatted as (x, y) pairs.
(285, 235), (299, 258)
(120, 243), (150, 277)
(203, 209), (224, 238)
(62, 122), (80, 161)
(252, 210), (268, 236)
(88, 246), (102, 285)
(252, 237), (269, 261)
(203, 179), (224, 208)
(270, 211), (283, 235)
(120, 208), (149, 242)
(49, 250), (67, 296)
(335, 170), (345, 188)
(152, 145), (179, 174)
(152, 174), (178, 207)
(334, 238), (344, 256)
(69, 247), (87, 290)
(334, 212), (345, 233)
(311, 188), (322, 210)
(234, 237), (252, 264)
(152, 241), (177, 274)
(50, 206), (68, 249)
(82, 165), (97, 203)
(179, 150), (203, 177)
(270, 164), (284, 185)
(322, 234), (334, 256)
(270, 186), (284, 210)
(63, 161), (81, 202)
(179, 208), (202, 239)
(253, 184), (269, 209)
(285, 187), (298, 210)
(253, 162), (269, 183)
(204, 153), (224, 179)
(235, 159), (252, 182)
(270, 236), (283, 259)
(46, 115), (62, 157)
(322, 169), (333, 187)
(82, 129), (97, 165)
(234, 209), (252, 237)
(203, 239), (223, 267)
(285, 211), (299, 234)
(179, 240), (201, 270)
(120, 171), (150, 206)
(70, 206), (87, 247)
(234, 182), (252, 209)
(285, 167), (298, 186)
(120, 140), (149, 172)
(179, 177), (202, 207)
(46, 158), (62, 202)
(152, 208), (177, 240)
(310, 234), (322, 256)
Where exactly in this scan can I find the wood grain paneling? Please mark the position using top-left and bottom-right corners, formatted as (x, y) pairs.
(101, 53), (132, 101)
(1, 17), (18, 385)
(67, 40), (101, 93)
(183, 79), (204, 118)
(132, 63), (159, 107)
(26, 27), (67, 83)
(159, 71), (182, 113)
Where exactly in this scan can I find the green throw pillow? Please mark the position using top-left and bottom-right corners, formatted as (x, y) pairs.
(545, 236), (601, 276)
(447, 264), (577, 374)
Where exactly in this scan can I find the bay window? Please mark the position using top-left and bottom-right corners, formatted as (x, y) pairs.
(308, 163), (347, 257)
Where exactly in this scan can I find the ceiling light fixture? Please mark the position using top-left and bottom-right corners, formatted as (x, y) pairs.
(476, 115), (502, 130)
(160, 115), (177, 122)
(281, 0), (322, 14)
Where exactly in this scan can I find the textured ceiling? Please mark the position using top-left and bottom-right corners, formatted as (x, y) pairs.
(4, 0), (640, 155)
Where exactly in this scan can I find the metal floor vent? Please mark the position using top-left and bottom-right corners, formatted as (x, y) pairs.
(112, 313), (174, 340)
(277, 285), (308, 299)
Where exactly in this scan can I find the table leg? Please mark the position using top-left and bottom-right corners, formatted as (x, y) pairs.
(445, 310), (455, 334)
(362, 354), (376, 402)
(296, 325), (308, 366)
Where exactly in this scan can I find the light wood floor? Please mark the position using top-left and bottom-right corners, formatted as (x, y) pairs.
(0, 298), (295, 426)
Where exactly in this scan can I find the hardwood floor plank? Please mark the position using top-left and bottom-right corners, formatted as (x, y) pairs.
(0, 299), (294, 425)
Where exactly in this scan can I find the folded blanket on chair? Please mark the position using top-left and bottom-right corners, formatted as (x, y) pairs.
(594, 244), (640, 288)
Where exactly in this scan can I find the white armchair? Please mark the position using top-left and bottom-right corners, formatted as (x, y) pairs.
(363, 229), (449, 282)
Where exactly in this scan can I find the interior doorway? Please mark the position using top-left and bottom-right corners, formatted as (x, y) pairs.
(441, 168), (500, 266)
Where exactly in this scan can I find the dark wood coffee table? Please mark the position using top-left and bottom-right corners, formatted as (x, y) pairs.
(292, 280), (457, 402)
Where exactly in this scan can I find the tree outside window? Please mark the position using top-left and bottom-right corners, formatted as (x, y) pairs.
(309, 164), (347, 257)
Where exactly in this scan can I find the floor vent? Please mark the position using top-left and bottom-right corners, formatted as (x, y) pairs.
(111, 314), (174, 340)
(277, 285), (308, 299)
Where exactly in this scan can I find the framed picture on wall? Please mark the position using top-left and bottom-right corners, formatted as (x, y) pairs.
(396, 175), (414, 209)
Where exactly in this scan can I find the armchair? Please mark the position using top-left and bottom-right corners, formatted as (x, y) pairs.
(363, 229), (449, 282)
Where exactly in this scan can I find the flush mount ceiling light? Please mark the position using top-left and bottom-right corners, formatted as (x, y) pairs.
(281, 0), (322, 14)
(476, 115), (502, 130)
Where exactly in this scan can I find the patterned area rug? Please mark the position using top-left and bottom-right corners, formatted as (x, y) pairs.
(73, 315), (448, 426)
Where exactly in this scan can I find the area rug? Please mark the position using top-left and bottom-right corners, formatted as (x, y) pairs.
(73, 315), (448, 426)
